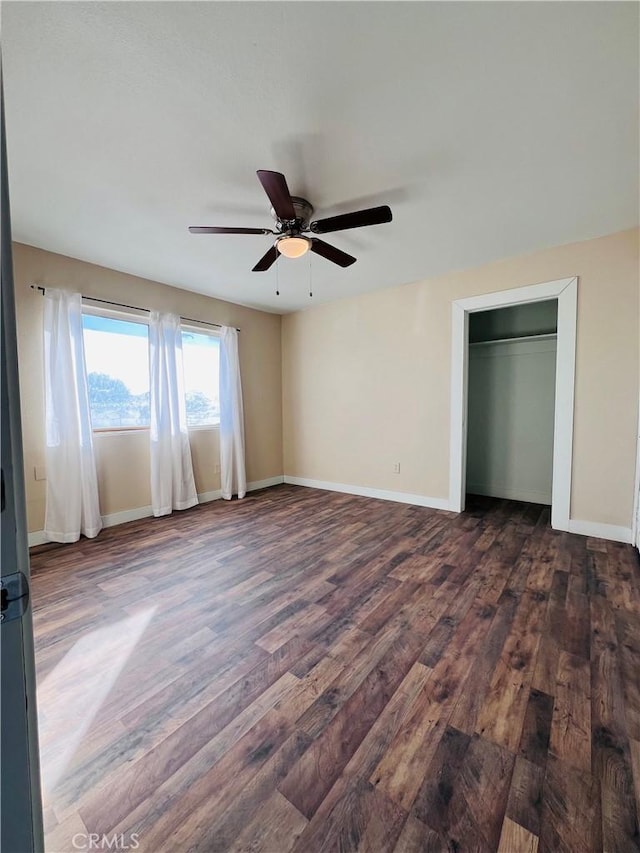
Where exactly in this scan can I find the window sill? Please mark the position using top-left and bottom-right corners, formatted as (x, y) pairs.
(92, 425), (220, 435)
(93, 426), (149, 434)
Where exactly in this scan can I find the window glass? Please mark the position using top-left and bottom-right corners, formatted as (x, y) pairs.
(82, 314), (150, 429)
(181, 330), (220, 426)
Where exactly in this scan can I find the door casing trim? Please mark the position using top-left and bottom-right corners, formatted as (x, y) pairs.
(449, 276), (577, 531)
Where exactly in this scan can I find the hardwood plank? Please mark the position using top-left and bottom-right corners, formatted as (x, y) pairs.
(121, 708), (296, 852)
(371, 601), (497, 811)
(587, 536), (608, 553)
(616, 610), (640, 741)
(630, 739), (640, 833)
(475, 589), (546, 752)
(227, 791), (307, 853)
(411, 725), (471, 830)
(255, 602), (328, 653)
(41, 811), (89, 853)
(419, 615), (457, 668)
(531, 570), (567, 696)
(79, 671), (301, 835)
(392, 815), (444, 852)
(475, 557), (514, 604)
(562, 573), (590, 659)
(342, 662), (433, 783)
(279, 629), (423, 818)
(517, 688), (554, 768)
(359, 581), (421, 635)
(505, 755), (545, 837)
(593, 724), (640, 852)
(189, 728), (314, 852)
(497, 817), (539, 853)
(413, 731), (515, 850)
(294, 624), (403, 740)
(539, 755), (602, 853)
(449, 587), (519, 736)
(290, 775), (408, 853)
(591, 597), (640, 851)
(28, 486), (640, 853)
(386, 580), (458, 645)
(272, 651), (350, 723)
(523, 533), (561, 594)
(549, 651), (591, 773)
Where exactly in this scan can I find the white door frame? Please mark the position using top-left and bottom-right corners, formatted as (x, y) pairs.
(449, 276), (578, 531)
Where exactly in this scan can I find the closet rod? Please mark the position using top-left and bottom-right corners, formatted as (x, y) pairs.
(29, 285), (239, 332)
(469, 332), (556, 347)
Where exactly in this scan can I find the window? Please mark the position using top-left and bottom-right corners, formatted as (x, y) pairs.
(181, 329), (220, 427)
(81, 312), (220, 430)
(82, 313), (150, 429)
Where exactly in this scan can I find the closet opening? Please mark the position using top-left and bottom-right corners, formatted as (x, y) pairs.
(466, 300), (558, 506)
(449, 277), (577, 531)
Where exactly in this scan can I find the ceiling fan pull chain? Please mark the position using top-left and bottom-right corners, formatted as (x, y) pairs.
(275, 259), (280, 297)
(309, 251), (313, 298)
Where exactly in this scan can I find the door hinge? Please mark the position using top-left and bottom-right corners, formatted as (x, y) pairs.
(0, 572), (29, 623)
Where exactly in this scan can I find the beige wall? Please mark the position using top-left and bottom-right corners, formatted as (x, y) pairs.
(14, 229), (640, 534)
(282, 228), (639, 529)
(13, 242), (283, 532)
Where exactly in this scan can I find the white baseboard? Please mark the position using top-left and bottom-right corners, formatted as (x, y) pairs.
(28, 475), (633, 548)
(197, 489), (222, 504)
(102, 504), (156, 528)
(247, 475), (285, 491)
(284, 477), (637, 544)
(27, 530), (50, 547)
(28, 475), (285, 547)
(567, 519), (633, 544)
(196, 476), (283, 505)
(283, 475), (451, 511)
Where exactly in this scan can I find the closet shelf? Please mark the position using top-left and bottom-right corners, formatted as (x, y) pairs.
(469, 332), (557, 347)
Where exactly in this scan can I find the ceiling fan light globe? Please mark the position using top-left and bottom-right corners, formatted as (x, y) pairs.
(276, 236), (311, 259)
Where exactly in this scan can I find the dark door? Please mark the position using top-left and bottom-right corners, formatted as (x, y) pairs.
(1, 61), (45, 853)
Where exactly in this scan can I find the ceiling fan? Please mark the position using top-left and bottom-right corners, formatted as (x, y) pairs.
(189, 170), (392, 272)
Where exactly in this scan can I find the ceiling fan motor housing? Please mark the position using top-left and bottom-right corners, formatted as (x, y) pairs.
(271, 196), (314, 232)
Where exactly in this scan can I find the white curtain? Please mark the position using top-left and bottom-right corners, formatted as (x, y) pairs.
(219, 325), (246, 500)
(149, 311), (198, 516)
(43, 289), (102, 542)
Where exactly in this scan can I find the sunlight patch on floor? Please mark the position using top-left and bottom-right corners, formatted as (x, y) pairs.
(37, 607), (156, 795)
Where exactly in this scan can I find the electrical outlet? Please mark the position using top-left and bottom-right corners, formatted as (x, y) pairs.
(393, 462), (400, 474)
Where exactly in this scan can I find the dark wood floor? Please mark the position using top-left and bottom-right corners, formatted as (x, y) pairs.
(30, 485), (640, 853)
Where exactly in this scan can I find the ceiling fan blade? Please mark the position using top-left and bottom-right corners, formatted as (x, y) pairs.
(252, 244), (279, 272)
(310, 238), (356, 267)
(256, 170), (296, 220)
(310, 205), (392, 234)
(189, 226), (273, 235)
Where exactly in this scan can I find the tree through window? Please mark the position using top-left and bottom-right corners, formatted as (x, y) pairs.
(81, 313), (220, 430)
(82, 314), (150, 428)
(181, 329), (220, 426)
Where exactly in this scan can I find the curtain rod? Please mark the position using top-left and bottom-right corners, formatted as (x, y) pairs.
(29, 285), (240, 332)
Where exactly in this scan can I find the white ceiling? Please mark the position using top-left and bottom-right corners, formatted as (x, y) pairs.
(3, 2), (638, 314)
